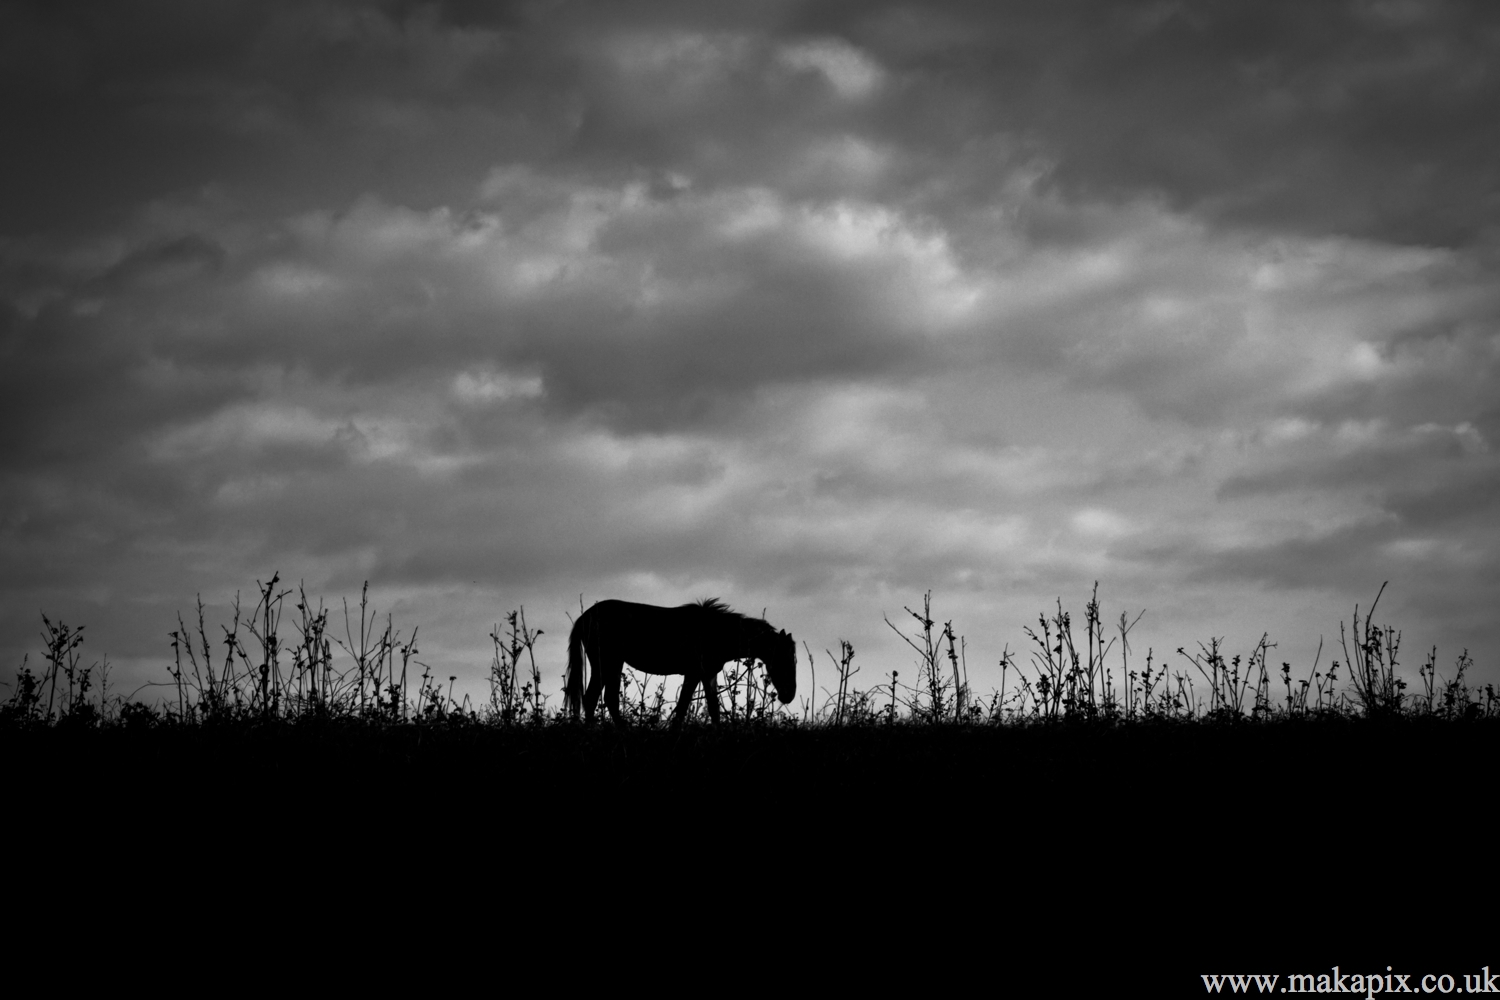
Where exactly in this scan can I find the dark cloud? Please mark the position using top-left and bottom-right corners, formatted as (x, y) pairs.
(94, 235), (227, 291)
(8, 1), (1496, 241)
(835, 0), (1500, 245)
(1218, 422), (1492, 499)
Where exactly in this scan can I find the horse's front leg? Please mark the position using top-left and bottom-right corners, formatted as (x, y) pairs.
(670, 676), (700, 733)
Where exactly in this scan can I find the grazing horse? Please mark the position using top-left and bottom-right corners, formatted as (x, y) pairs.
(564, 598), (796, 730)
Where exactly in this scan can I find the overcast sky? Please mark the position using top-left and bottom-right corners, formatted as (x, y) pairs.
(3, 0), (1498, 709)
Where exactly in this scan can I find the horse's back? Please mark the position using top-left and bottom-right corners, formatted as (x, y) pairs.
(580, 599), (712, 672)
(586, 599), (688, 629)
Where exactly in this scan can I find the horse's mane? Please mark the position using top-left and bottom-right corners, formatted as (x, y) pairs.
(690, 597), (772, 636)
(691, 596), (743, 619)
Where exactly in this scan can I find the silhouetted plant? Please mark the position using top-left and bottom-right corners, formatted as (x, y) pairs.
(1341, 582), (1408, 717)
(1, 656), (43, 726)
(2, 616), (107, 726)
(886, 592), (964, 723)
(489, 608), (543, 724)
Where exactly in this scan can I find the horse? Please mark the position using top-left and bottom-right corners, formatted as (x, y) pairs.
(564, 598), (796, 731)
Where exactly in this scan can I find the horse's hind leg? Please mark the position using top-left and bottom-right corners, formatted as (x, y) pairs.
(603, 667), (625, 727)
(702, 673), (722, 726)
(670, 677), (699, 733)
(583, 652), (612, 724)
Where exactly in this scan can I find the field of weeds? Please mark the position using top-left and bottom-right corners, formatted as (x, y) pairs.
(8, 575), (1496, 829)
(8, 575), (1494, 731)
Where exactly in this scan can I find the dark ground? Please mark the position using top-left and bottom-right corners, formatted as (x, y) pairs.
(7, 717), (1493, 990)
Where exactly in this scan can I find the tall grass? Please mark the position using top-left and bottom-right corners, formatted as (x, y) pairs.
(3, 574), (1494, 730)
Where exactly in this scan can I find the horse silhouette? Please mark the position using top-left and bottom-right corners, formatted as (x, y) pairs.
(564, 598), (796, 730)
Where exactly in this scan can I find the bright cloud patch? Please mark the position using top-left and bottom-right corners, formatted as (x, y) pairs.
(776, 38), (885, 99)
(452, 369), (544, 406)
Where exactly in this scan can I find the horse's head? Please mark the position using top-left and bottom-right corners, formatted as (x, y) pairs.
(762, 627), (797, 705)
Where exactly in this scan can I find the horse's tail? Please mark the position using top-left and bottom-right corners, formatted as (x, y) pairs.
(564, 610), (587, 719)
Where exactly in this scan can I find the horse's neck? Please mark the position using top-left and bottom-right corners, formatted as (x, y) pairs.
(696, 617), (750, 661)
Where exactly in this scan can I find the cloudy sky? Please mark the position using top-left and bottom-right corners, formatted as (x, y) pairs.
(3, 0), (1498, 709)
